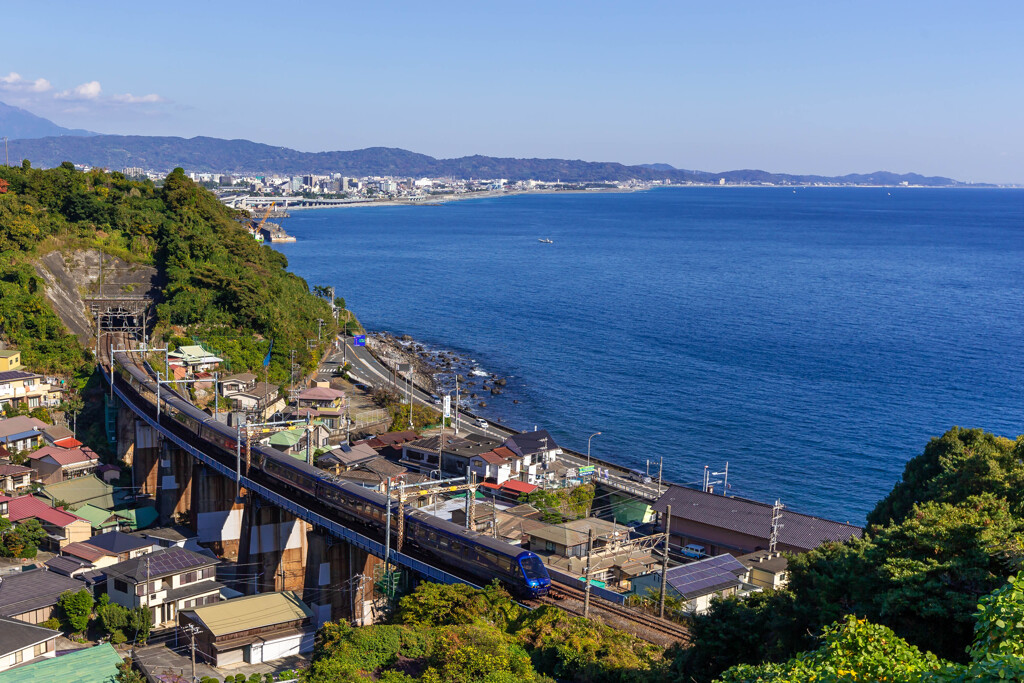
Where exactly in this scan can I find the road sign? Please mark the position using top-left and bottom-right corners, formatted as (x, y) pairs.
(579, 465), (596, 475)
(354, 335), (366, 346)
(443, 395), (451, 418)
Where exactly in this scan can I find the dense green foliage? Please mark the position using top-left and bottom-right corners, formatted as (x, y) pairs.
(58, 588), (94, 634)
(0, 517), (46, 558)
(519, 484), (595, 523)
(0, 161), (339, 382)
(303, 582), (664, 683)
(718, 572), (1024, 682)
(96, 593), (151, 644)
(675, 427), (1024, 681)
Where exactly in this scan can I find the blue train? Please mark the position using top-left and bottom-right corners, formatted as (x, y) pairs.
(114, 352), (550, 598)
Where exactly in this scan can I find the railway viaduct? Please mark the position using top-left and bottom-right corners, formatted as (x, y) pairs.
(110, 366), (466, 626)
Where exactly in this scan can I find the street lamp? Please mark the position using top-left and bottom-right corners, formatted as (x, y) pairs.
(587, 432), (602, 467)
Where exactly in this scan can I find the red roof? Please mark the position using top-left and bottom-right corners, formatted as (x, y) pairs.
(480, 482), (502, 490)
(61, 541), (107, 563)
(7, 495), (85, 527)
(53, 437), (83, 448)
(475, 450), (510, 465)
(500, 480), (538, 495)
(29, 446), (98, 467)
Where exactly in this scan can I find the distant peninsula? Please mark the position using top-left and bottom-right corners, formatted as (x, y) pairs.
(0, 100), (972, 185)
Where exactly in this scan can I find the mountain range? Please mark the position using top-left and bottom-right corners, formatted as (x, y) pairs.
(0, 100), (966, 185)
(0, 101), (95, 140)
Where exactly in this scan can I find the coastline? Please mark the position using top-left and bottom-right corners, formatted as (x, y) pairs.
(283, 186), (643, 211)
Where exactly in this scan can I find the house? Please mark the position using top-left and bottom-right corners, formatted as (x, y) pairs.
(630, 554), (752, 615)
(130, 526), (190, 549)
(25, 446), (99, 485)
(739, 550), (790, 590)
(652, 486), (863, 557)
(317, 442), (378, 474)
(335, 457), (407, 491)
(0, 417), (48, 453)
(96, 463), (121, 484)
(105, 546), (222, 627)
(469, 447), (519, 485)
(0, 350), (22, 373)
(502, 430), (562, 486)
(0, 464), (32, 494)
(37, 474), (117, 510)
(0, 642), (122, 683)
(524, 524), (591, 558)
(451, 503), (549, 545)
(168, 345), (223, 373)
(0, 568), (86, 624)
(71, 503), (127, 534)
(43, 554), (94, 578)
(0, 372), (61, 411)
(266, 423), (331, 458)
(219, 372), (257, 395)
(296, 386), (345, 410)
(62, 531), (155, 568)
(401, 433), (504, 477)
(225, 382), (284, 422)
(178, 591), (315, 667)
(6, 495), (91, 550)
(0, 617), (59, 672)
(0, 495), (8, 517)
(479, 478), (538, 503)
(40, 425), (81, 449)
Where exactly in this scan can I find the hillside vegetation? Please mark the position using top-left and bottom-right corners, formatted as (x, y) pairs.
(0, 160), (339, 382)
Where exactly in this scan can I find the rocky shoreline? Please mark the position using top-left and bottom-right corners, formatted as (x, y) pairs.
(366, 331), (518, 420)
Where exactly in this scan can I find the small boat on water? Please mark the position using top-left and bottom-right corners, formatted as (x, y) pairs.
(538, 238), (553, 244)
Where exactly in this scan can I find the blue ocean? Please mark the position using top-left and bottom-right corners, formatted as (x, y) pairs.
(275, 187), (1024, 524)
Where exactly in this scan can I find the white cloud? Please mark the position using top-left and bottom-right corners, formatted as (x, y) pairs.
(55, 80), (102, 100)
(111, 92), (164, 104)
(0, 71), (52, 92)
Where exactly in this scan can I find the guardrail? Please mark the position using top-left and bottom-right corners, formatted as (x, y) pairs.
(109, 369), (476, 589)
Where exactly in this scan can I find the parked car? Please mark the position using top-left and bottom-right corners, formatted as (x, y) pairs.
(682, 544), (707, 559)
(629, 468), (652, 484)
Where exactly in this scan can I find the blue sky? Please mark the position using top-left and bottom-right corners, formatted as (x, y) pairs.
(2, 2), (1021, 182)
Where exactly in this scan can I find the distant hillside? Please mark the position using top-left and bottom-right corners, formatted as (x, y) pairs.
(6, 133), (965, 186)
(0, 100), (95, 139)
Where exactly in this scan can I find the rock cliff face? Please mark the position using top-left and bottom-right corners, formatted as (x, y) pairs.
(32, 250), (160, 346)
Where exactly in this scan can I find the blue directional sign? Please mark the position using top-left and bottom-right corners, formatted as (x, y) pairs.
(354, 335), (367, 347)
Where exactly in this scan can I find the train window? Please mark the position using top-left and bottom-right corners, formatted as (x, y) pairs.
(498, 558), (511, 572)
(439, 536), (449, 549)
(451, 541), (462, 553)
(483, 551), (497, 565)
(428, 532), (437, 543)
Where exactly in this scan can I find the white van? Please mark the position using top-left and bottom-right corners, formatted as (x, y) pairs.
(682, 544), (707, 559)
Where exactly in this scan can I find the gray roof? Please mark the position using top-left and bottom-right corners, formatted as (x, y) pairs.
(0, 569), (86, 617)
(82, 530), (154, 554)
(105, 546), (217, 583)
(406, 433), (504, 459)
(44, 555), (91, 576)
(666, 554), (748, 599)
(504, 430), (560, 456)
(739, 550), (789, 574)
(653, 485), (862, 552)
(0, 616), (59, 657)
(164, 580), (224, 602)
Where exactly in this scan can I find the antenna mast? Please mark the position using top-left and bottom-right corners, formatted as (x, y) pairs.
(769, 500), (784, 552)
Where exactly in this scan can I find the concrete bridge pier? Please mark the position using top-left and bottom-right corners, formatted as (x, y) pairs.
(303, 530), (385, 626)
(236, 499), (310, 596)
(190, 466), (245, 558)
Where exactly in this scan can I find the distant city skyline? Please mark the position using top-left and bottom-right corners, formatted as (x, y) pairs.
(1, 2), (1022, 183)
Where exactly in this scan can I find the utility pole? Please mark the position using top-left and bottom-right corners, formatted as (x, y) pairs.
(235, 422), (242, 499)
(659, 504), (672, 619)
(464, 466), (472, 529)
(384, 478), (392, 575)
(305, 411), (313, 466)
(317, 318), (324, 342)
(454, 374), (460, 434)
(583, 529), (595, 618)
(658, 457), (663, 491)
(213, 371), (219, 420)
(183, 623), (200, 682)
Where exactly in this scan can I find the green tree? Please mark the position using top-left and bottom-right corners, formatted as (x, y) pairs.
(58, 588), (94, 634)
(0, 518), (47, 558)
(115, 657), (146, 683)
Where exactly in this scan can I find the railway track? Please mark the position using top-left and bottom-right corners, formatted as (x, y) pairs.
(102, 337), (691, 646)
(527, 581), (691, 646)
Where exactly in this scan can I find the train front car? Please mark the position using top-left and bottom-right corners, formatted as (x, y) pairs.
(516, 551), (551, 597)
